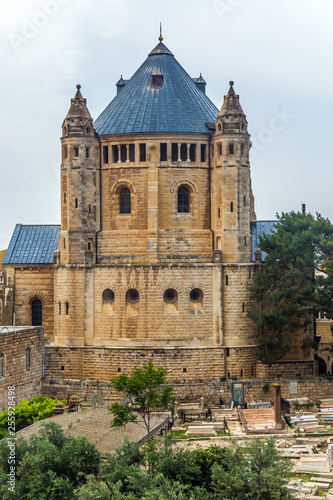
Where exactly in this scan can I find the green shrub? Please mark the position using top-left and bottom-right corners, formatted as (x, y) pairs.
(0, 396), (63, 439)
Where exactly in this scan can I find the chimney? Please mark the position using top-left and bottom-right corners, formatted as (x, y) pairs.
(302, 203), (306, 215)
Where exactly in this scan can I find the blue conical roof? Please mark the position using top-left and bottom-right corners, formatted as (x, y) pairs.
(94, 41), (219, 136)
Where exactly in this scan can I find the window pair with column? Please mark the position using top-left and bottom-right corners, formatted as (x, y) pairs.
(119, 185), (190, 214)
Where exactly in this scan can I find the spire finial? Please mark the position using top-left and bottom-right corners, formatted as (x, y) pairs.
(76, 84), (81, 90)
(159, 22), (163, 42)
(229, 81), (234, 87)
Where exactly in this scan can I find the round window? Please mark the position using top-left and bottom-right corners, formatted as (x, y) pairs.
(103, 289), (115, 303)
(190, 288), (203, 303)
(127, 289), (140, 303)
(164, 289), (177, 304)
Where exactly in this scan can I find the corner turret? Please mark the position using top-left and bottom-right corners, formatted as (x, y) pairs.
(210, 82), (255, 263)
(60, 85), (100, 265)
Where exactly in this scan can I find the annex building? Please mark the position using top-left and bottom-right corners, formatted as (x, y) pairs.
(1, 35), (315, 382)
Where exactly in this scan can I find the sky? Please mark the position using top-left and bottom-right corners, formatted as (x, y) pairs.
(0, 0), (332, 249)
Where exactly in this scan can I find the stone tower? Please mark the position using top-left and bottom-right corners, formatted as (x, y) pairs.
(60, 85), (100, 265)
(211, 81), (255, 264)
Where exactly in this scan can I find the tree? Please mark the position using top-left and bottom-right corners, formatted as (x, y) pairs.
(211, 439), (292, 500)
(109, 361), (174, 437)
(0, 422), (100, 500)
(247, 211), (333, 363)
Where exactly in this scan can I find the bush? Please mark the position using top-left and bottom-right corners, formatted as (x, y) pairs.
(0, 396), (64, 439)
(0, 422), (100, 500)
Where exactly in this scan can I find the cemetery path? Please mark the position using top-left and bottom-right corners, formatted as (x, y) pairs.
(16, 408), (169, 455)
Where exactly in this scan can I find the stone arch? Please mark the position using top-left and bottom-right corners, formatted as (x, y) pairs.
(111, 180), (136, 216)
(26, 293), (47, 327)
(111, 179), (136, 195)
(170, 179), (198, 194)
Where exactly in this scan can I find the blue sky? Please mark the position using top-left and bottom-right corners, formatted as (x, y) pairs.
(0, 0), (332, 249)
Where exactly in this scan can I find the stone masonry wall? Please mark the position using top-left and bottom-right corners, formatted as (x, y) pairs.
(222, 264), (258, 346)
(41, 376), (333, 408)
(55, 264), (220, 348)
(0, 327), (43, 411)
(45, 346), (226, 382)
(2, 267), (55, 343)
(256, 360), (314, 378)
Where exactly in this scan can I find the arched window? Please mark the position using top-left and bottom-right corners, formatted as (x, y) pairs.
(31, 299), (42, 326)
(103, 289), (115, 304)
(126, 289), (140, 303)
(178, 187), (189, 213)
(120, 188), (131, 214)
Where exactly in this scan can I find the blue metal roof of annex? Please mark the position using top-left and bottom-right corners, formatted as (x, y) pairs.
(3, 225), (60, 265)
(94, 41), (219, 137)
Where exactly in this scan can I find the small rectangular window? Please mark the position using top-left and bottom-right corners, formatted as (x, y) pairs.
(171, 143), (178, 161)
(112, 145), (119, 163)
(74, 147), (79, 158)
(86, 147), (89, 158)
(180, 143), (187, 161)
(226, 275), (229, 286)
(25, 348), (31, 371)
(139, 144), (146, 162)
(64, 192), (67, 204)
(103, 145), (109, 164)
(201, 144), (206, 163)
(63, 238), (66, 249)
(121, 144), (127, 162)
(241, 143), (245, 155)
(218, 144), (222, 156)
(229, 143), (234, 155)
(226, 348), (230, 357)
(66, 302), (69, 315)
(151, 74), (163, 88)
(242, 303), (245, 313)
(230, 202), (233, 212)
(59, 302), (61, 316)
(243, 195), (246, 206)
(75, 198), (78, 208)
(160, 143), (167, 161)
(211, 144), (214, 157)
(0, 354), (4, 378)
(129, 144), (135, 162)
(63, 145), (68, 159)
(88, 204), (91, 215)
(190, 144), (196, 162)
(87, 241), (92, 251)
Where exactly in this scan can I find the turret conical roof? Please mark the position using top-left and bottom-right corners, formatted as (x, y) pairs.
(218, 81), (244, 117)
(66, 84), (92, 120)
(94, 40), (219, 136)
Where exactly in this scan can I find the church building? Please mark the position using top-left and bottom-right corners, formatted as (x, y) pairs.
(1, 35), (314, 381)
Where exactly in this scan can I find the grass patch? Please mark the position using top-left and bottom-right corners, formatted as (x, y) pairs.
(284, 473), (311, 481)
(169, 430), (231, 439)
